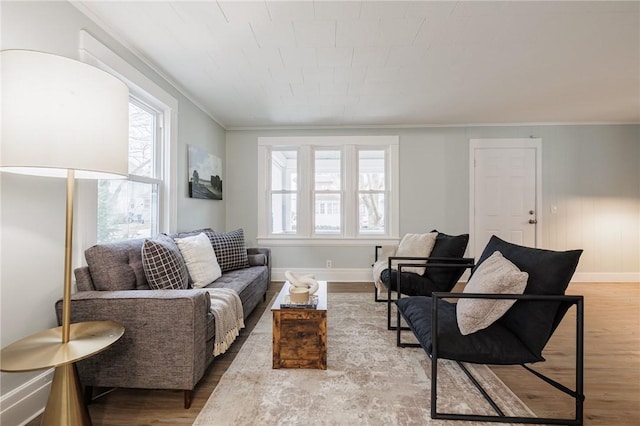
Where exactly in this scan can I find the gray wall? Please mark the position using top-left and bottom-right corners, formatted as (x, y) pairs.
(176, 99), (227, 231)
(226, 125), (640, 273)
(0, 0), (225, 395)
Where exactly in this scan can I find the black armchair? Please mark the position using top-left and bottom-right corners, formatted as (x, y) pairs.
(395, 236), (584, 425)
(373, 231), (472, 330)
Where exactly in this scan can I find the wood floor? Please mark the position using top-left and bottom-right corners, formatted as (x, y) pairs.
(27, 282), (639, 425)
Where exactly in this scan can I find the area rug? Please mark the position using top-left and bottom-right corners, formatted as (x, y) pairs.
(193, 292), (533, 425)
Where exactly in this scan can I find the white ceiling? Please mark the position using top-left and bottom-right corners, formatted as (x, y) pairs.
(74, 1), (640, 129)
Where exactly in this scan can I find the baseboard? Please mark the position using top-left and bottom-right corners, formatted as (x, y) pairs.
(0, 369), (52, 426)
(273, 268), (640, 283)
(272, 268), (372, 283)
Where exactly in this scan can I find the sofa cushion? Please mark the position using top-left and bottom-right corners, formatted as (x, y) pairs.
(142, 234), (189, 290)
(381, 269), (449, 296)
(172, 228), (213, 239)
(205, 266), (269, 319)
(380, 231), (470, 296)
(85, 239), (148, 291)
(205, 229), (250, 272)
(175, 232), (222, 288)
(207, 266), (265, 294)
(456, 251), (528, 335)
(396, 296), (541, 364)
(473, 236), (582, 357)
(426, 231), (469, 284)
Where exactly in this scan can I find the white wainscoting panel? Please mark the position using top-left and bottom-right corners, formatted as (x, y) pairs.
(0, 369), (52, 426)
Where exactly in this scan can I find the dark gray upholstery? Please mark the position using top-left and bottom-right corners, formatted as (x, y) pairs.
(472, 236), (583, 357)
(83, 238), (150, 291)
(59, 232), (270, 403)
(395, 236), (585, 424)
(396, 296), (541, 364)
(57, 290), (214, 391)
(208, 266), (268, 320)
(381, 231), (469, 296)
(425, 231), (470, 287)
(396, 235), (583, 363)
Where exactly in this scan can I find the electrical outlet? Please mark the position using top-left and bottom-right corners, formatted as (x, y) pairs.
(326, 260), (332, 268)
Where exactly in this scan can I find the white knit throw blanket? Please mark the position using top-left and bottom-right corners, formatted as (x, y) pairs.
(203, 288), (245, 356)
(372, 244), (398, 297)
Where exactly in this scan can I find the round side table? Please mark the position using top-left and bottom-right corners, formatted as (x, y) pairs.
(1, 321), (124, 426)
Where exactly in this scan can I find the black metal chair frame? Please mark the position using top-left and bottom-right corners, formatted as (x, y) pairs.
(395, 270), (585, 425)
(373, 245), (386, 303)
(383, 256), (474, 331)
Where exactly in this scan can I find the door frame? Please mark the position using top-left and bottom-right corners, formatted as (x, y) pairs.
(469, 138), (543, 258)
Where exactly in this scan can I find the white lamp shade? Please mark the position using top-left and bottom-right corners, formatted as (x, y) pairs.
(1, 49), (129, 179)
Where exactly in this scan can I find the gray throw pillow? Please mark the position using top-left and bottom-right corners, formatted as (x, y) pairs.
(85, 239), (148, 291)
(141, 233), (189, 290)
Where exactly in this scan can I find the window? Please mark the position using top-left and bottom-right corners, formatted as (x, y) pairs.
(358, 150), (386, 234)
(270, 149), (297, 234)
(80, 30), (178, 246)
(258, 136), (399, 244)
(314, 149), (341, 234)
(97, 99), (162, 243)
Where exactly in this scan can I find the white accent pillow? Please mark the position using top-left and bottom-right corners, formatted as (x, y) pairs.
(456, 251), (529, 335)
(393, 232), (437, 275)
(175, 232), (222, 288)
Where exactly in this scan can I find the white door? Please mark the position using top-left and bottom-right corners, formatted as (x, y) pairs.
(470, 139), (541, 259)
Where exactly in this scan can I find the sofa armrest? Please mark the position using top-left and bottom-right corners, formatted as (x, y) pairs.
(74, 266), (95, 291)
(247, 247), (270, 263)
(55, 289), (213, 391)
(248, 253), (267, 266)
(247, 247), (271, 283)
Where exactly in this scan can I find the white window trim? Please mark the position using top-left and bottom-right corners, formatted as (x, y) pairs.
(258, 136), (399, 246)
(127, 97), (163, 187)
(75, 30), (178, 254)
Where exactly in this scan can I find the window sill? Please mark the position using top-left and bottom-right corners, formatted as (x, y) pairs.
(256, 237), (400, 247)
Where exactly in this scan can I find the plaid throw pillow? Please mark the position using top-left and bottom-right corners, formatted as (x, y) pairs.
(141, 233), (189, 290)
(204, 229), (249, 272)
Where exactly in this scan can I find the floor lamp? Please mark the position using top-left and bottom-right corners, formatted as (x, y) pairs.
(0, 50), (129, 425)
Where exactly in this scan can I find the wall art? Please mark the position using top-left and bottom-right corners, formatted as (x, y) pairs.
(188, 145), (222, 200)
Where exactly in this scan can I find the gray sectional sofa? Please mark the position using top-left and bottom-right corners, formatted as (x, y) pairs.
(55, 229), (270, 408)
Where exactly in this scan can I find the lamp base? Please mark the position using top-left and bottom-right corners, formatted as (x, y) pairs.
(41, 363), (91, 426)
(0, 321), (124, 426)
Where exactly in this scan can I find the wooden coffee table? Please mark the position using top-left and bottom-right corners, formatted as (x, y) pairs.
(271, 280), (327, 369)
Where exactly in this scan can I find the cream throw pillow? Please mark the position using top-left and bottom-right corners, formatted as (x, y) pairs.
(392, 232), (437, 275)
(175, 232), (222, 288)
(456, 251), (528, 335)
